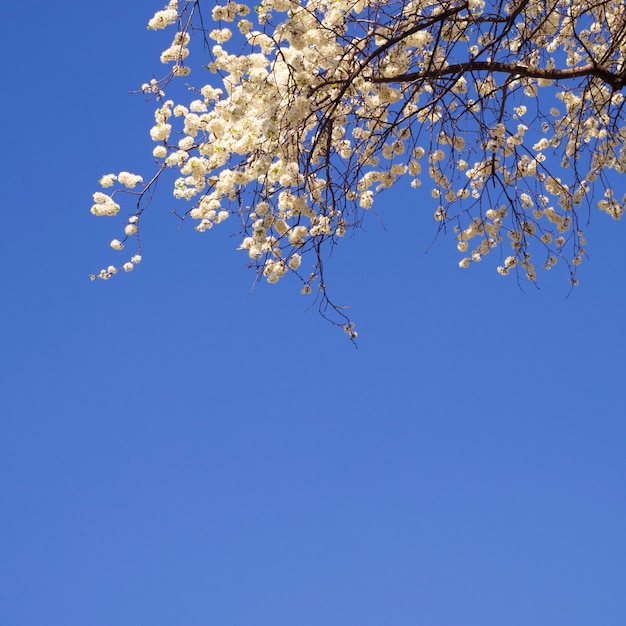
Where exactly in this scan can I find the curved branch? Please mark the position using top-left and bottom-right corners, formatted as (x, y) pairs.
(371, 61), (626, 90)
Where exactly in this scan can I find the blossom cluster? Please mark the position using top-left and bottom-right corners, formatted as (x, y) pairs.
(92, 0), (626, 329)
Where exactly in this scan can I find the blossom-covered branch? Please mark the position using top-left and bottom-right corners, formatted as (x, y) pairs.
(91, 0), (626, 338)
(371, 62), (626, 90)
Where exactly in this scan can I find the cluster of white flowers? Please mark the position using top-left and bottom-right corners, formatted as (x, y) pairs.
(91, 192), (120, 217)
(148, 0), (179, 30)
(91, 253), (142, 281)
(91, 0), (626, 331)
(90, 175), (144, 279)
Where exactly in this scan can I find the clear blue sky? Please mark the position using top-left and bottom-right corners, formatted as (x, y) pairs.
(2, 2), (626, 625)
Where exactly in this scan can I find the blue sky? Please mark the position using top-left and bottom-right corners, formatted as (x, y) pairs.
(2, 2), (626, 625)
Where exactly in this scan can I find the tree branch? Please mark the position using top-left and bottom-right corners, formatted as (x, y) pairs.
(370, 61), (625, 90)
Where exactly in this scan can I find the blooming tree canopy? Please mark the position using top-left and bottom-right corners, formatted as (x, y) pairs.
(92, 0), (626, 338)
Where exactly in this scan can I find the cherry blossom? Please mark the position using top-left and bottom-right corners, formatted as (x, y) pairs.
(91, 0), (626, 335)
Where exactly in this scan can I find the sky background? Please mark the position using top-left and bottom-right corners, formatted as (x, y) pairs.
(2, 2), (626, 625)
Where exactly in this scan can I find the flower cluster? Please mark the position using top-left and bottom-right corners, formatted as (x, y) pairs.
(90, 175), (144, 279)
(92, 0), (626, 331)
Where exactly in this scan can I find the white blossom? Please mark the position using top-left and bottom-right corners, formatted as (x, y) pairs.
(90, 0), (626, 333)
(118, 172), (144, 188)
(99, 174), (117, 188)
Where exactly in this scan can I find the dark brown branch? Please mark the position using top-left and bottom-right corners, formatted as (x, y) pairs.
(370, 61), (626, 90)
